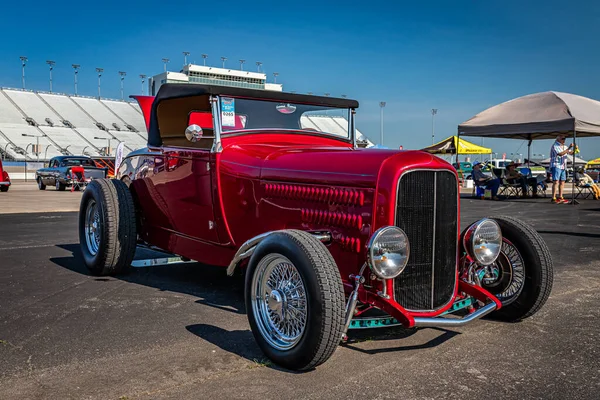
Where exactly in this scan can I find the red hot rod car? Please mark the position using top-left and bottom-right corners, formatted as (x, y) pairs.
(79, 84), (553, 370)
(0, 158), (11, 192)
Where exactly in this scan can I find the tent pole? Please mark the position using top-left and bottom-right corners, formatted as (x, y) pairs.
(571, 129), (579, 205)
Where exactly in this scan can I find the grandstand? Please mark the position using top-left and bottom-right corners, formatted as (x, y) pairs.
(0, 88), (373, 162)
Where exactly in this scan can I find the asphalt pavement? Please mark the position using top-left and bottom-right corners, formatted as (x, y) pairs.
(0, 198), (599, 400)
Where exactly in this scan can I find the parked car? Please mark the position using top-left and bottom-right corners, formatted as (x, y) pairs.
(36, 156), (107, 191)
(79, 84), (554, 371)
(452, 161), (473, 176)
(0, 158), (11, 192)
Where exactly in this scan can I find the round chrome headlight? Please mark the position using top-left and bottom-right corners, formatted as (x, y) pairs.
(367, 226), (410, 279)
(463, 219), (502, 266)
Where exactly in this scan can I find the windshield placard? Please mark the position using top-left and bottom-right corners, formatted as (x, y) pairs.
(221, 97), (236, 127)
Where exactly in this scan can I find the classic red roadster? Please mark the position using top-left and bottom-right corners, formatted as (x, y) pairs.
(79, 84), (553, 370)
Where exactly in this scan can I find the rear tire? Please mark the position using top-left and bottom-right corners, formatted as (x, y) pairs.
(0, 185), (8, 192)
(486, 216), (553, 321)
(79, 179), (137, 276)
(56, 180), (66, 191)
(245, 230), (345, 371)
(37, 178), (46, 190)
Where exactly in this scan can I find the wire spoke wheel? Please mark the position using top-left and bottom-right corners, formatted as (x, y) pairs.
(84, 199), (101, 256)
(481, 238), (526, 306)
(251, 253), (308, 351)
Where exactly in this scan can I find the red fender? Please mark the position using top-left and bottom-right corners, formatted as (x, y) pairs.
(130, 95), (155, 131)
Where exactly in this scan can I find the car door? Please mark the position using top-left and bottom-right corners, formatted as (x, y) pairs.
(41, 159), (55, 185)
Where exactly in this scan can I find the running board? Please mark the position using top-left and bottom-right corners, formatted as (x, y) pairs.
(131, 256), (195, 268)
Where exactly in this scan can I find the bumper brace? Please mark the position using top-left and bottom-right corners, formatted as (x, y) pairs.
(412, 302), (497, 327)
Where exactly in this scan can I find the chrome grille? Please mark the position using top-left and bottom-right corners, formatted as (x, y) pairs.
(394, 170), (458, 310)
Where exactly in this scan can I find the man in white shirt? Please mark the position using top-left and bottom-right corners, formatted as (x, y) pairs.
(549, 134), (575, 203)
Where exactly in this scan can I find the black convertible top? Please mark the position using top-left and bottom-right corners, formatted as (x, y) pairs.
(153, 84), (359, 109)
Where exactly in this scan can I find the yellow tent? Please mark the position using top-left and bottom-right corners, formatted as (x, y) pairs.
(421, 136), (492, 155)
(586, 157), (600, 168)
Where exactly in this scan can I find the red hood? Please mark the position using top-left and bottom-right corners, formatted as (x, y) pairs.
(219, 134), (450, 188)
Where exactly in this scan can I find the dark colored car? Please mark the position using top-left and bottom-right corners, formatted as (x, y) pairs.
(36, 156), (107, 191)
(78, 84), (554, 371)
(0, 158), (10, 192)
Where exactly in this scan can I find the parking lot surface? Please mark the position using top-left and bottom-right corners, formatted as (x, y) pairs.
(0, 198), (599, 399)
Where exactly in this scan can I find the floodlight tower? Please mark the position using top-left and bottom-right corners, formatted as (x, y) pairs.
(431, 108), (438, 144)
(118, 71), (126, 100)
(95, 68), (104, 99)
(139, 74), (147, 95)
(182, 51), (190, 66)
(221, 56), (227, 68)
(256, 61), (262, 72)
(46, 60), (56, 93)
(20, 56), (28, 89)
(162, 58), (169, 72)
(72, 64), (80, 95)
(239, 59), (245, 71)
(273, 72), (279, 83)
(380, 102), (386, 146)
(201, 54), (208, 66)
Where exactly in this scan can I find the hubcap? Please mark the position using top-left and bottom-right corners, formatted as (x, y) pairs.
(251, 254), (307, 351)
(481, 239), (525, 305)
(84, 200), (101, 256)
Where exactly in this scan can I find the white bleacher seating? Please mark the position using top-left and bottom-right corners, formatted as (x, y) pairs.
(108, 130), (146, 151)
(71, 97), (125, 128)
(3, 90), (61, 126)
(38, 93), (98, 129)
(0, 124), (61, 159)
(39, 127), (100, 156)
(76, 128), (117, 155)
(0, 90), (27, 125)
(102, 100), (147, 133)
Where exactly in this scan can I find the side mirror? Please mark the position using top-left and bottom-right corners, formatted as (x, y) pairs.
(185, 124), (204, 143)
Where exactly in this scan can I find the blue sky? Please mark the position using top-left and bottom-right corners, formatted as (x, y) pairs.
(0, 0), (599, 160)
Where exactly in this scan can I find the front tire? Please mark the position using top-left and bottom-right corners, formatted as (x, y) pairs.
(484, 216), (553, 321)
(37, 178), (46, 190)
(78, 179), (137, 276)
(245, 230), (345, 371)
(56, 179), (66, 191)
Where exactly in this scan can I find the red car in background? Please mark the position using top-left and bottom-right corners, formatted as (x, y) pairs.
(0, 158), (10, 192)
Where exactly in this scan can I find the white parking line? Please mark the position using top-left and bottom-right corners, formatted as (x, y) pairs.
(0, 244), (57, 251)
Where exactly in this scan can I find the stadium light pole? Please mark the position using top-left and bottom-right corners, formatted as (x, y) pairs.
(221, 57), (227, 68)
(139, 74), (147, 95)
(46, 60), (55, 93)
(162, 58), (169, 72)
(379, 102), (386, 146)
(239, 59), (245, 71)
(201, 54), (208, 66)
(273, 72), (279, 83)
(256, 61), (262, 72)
(94, 136), (112, 156)
(118, 71), (126, 100)
(183, 51), (190, 66)
(72, 64), (80, 95)
(22, 133), (47, 162)
(95, 68), (103, 99)
(431, 108), (438, 145)
(20, 56), (28, 89)
(341, 94), (347, 98)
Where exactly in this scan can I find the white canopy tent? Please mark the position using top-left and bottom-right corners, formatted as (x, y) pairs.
(458, 91), (600, 203)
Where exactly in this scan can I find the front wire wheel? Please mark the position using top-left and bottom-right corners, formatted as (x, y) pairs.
(251, 254), (308, 351)
(480, 238), (526, 306)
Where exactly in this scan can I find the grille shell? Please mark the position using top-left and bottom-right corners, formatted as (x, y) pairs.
(393, 170), (458, 311)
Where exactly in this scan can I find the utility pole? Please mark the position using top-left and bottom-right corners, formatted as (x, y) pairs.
(380, 102), (386, 146)
(72, 64), (80, 95)
(46, 60), (55, 93)
(183, 51), (190, 66)
(20, 56), (28, 89)
(118, 71), (126, 100)
(95, 68), (103, 99)
(431, 109), (438, 144)
(162, 58), (169, 72)
(139, 74), (147, 95)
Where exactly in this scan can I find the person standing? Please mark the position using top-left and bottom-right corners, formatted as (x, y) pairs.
(550, 134), (576, 203)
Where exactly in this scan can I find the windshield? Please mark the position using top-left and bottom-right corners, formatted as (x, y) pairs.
(61, 158), (95, 167)
(218, 97), (351, 140)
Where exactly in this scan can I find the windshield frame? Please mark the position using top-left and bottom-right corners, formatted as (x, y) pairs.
(211, 95), (357, 153)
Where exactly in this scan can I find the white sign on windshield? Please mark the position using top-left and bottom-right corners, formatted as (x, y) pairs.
(221, 97), (235, 127)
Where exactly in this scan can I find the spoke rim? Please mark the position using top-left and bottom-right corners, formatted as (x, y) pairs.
(482, 238), (525, 305)
(251, 254), (308, 351)
(84, 200), (101, 256)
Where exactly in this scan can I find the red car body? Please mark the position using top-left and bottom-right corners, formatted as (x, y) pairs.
(119, 86), (500, 328)
(0, 158), (11, 192)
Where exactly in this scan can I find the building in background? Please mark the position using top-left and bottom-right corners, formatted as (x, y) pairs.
(149, 64), (283, 95)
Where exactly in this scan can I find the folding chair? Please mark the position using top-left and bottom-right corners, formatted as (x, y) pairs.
(494, 168), (520, 197)
(520, 167), (547, 197)
(575, 184), (594, 199)
(70, 166), (86, 192)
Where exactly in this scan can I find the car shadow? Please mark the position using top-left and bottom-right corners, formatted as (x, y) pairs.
(50, 243), (464, 366)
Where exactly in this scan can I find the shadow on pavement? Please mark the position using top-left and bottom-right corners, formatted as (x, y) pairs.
(536, 230), (600, 239)
(343, 327), (459, 355)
